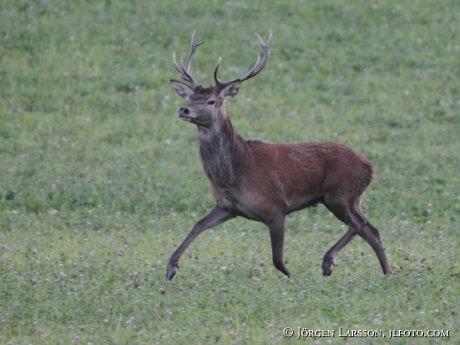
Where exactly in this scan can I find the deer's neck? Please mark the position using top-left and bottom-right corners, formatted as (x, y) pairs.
(197, 109), (249, 188)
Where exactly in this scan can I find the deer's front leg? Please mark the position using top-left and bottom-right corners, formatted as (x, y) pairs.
(266, 215), (291, 277)
(166, 204), (236, 280)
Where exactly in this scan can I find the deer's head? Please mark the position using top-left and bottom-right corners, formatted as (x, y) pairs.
(170, 30), (272, 128)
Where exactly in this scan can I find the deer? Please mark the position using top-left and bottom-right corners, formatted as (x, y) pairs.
(166, 30), (391, 281)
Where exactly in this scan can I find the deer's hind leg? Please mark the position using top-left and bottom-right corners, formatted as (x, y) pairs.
(322, 194), (391, 276)
(321, 195), (367, 276)
(355, 208), (392, 274)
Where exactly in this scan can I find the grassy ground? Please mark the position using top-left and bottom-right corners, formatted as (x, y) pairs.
(0, 0), (459, 344)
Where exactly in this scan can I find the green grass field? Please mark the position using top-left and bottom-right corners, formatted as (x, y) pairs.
(0, 0), (459, 343)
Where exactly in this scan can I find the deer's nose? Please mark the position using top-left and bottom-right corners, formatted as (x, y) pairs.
(179, 107), (189, 116)
(178, 107), (193, 121)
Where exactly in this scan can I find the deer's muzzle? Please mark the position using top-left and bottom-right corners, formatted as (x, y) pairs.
(178, 107), (193, 121)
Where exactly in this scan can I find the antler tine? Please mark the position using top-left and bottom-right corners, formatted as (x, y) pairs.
(172, 30), (204, 88)
(172, 51), (185, 76)
(184, 30), (205, 74)
(251, 29), (272, 76)
(213, 56), (222, 83)
(172, 51), (192, 84)
(214, 29), (272, 89)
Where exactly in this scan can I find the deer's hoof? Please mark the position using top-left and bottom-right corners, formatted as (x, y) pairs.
(166, 263), (178, 281)
(166, 269), (176, 281)
(322, 269), (332, 276)
(322, 256), (335, 276)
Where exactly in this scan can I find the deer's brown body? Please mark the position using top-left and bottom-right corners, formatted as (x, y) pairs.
(166, 31), (391, 280)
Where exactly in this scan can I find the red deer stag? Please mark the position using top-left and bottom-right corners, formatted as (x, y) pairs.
(166, 30), (391, 280)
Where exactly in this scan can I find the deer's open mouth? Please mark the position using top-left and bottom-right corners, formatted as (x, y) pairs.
(178, 114), (193, 122)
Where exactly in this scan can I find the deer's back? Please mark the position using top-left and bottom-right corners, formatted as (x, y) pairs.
(244, 140), (373, 213)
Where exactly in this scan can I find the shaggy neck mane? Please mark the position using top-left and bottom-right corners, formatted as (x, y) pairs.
(198, 109), (249, 187)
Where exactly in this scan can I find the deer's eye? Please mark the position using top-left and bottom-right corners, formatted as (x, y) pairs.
(207, 100), (215, 105)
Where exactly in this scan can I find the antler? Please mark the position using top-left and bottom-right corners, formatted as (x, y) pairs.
(173, 30), (205, 88)
(213, 29), (272, 89)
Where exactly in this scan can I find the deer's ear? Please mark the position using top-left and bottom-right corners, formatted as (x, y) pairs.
(218, 81), (241, 100)
(170, 80), (193, 99)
